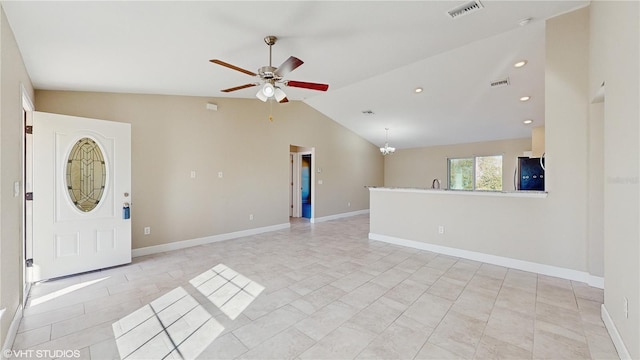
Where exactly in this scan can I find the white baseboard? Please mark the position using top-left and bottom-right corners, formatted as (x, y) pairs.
(311, 209), (370, 224)
(369, 233), (604, 288)
(602, 304), (631, 360)
(587, 274), (605, 289)
(1, 304), (23, 358)
(132, 223), (290, 257)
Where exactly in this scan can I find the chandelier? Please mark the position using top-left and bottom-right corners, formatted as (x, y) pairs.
(380, 128), (396, 155)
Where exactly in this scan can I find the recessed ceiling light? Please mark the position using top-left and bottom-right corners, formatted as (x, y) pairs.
(518, 17), (532, 27)
(514, 60), (528, 68)
(414, 87), (423, 93)
(520, 96), (531, 102)
(523, 119), (533, 124)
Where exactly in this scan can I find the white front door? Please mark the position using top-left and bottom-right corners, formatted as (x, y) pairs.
(32, 111), (131, 281)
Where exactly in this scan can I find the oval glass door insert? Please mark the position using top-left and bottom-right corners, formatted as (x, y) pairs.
(66, 137), (107, 212)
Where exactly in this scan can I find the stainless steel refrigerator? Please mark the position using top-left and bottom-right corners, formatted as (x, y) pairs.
(516, 156), (545, 191)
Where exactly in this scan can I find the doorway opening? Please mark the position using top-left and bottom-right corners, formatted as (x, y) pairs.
(289, 145), (314, 221)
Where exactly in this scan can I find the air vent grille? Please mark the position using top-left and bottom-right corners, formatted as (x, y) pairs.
(361, 110), (375, 115)
(490, 77), (510, 87)
(447, 0), (484, 19)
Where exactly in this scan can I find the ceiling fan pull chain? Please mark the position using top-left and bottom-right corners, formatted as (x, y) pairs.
(269, 100), (274, 122)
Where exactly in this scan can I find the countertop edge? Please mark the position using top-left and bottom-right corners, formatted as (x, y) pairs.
(366, 186), (548, 198)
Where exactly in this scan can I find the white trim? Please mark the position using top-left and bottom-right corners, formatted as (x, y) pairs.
(586, 274), (605, 289)
(132, 223), (290, 257)
(601, 304), (631, 360)
(21, 85), (34, 309)
(367, 186), (548, 198)
(1, 305), (23, 357)
(369, 233), (604, 288)
(311, 209), (370, 223)
(21, 84), (34, 111)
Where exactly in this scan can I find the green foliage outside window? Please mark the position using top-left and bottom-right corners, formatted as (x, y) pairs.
(449, 158), (474, 190)
(448, 155), (502, 191)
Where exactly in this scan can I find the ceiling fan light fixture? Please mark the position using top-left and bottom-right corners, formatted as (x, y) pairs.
(262, 83), (275, 97)
(274, 87), (287, 102)
(256, 89), (268, 102)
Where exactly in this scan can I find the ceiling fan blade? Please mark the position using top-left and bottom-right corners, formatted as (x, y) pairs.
(278, 97), (289, 103)
(274, 56), (304, 77)
(221, 83), (258, 93)
(286, 80), (329, 92)
(210, 59), (257, 77)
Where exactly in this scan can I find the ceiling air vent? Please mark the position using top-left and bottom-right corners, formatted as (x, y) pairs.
(490, 77), (510, 88)
(361, 110), (375, 115)
(447, 0), (484, 19)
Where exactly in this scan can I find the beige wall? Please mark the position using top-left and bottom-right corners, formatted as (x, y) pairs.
(590, 1), (639, 357)
(35, 91), (384, 250)
(531, 126), (545, 157)
(383, 138), (531, 191)
(0, 5), (34, 349)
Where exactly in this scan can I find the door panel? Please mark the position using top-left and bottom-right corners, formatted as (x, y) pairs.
(32, 111), (131, 281)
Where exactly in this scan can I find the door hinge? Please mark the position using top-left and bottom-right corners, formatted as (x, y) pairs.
(25, 192), (33, 201)
(26, 258), (33, 267)
(25, 125), (33, 134)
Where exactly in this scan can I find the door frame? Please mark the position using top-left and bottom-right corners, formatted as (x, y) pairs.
(21, 84), (34, 304)
(290, 150), (314, 220)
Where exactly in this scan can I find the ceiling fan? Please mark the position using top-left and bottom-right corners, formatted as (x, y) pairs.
(210, 36), (329, 103)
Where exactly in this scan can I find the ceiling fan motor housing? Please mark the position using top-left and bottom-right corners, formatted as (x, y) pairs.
(259, 66), (278, 80)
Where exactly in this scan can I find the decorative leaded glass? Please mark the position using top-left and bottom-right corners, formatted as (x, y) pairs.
(66, 138), (107, 212)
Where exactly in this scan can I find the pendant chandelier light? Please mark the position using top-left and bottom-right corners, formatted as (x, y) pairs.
(380, 128), (396, 155)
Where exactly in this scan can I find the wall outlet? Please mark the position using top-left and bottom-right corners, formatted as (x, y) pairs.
(144, 227), (151, 235)
(624, 297), (629, 319)
(190, 171), (196, 179)
(348, 202), (351, 207)
(438, 225), (445, 234)
(218, 171), (223, 178)
(249, 214), (254, 221)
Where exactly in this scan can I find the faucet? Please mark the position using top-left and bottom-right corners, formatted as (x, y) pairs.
(431, 178), (441, 189)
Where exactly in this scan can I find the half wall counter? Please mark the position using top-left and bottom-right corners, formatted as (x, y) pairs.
(367, 187), (602, 287)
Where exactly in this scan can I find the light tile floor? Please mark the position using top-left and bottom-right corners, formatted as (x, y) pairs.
(13, 215), (619, 359)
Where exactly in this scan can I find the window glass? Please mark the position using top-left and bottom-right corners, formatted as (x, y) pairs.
(476, 155), (503, 191)
(66, 137), (107, 212)
(449, 158), (474, 190)
(448, 155), (503, 191)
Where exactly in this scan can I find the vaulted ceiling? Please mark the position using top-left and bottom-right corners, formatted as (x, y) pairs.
(2, 1), (588, 149)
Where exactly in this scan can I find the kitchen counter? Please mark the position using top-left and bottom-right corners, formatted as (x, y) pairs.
(366, 186), (547, 198)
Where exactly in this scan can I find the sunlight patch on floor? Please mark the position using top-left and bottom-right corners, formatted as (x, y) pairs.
(112, 287), (223, 360)
(190, 264), (265, 320)
(30, 277), (109, 307)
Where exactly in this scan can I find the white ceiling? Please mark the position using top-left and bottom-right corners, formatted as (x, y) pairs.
(2, 1), (588, 149)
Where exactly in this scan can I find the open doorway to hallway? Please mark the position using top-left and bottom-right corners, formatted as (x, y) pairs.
(289, 145), (314, 221)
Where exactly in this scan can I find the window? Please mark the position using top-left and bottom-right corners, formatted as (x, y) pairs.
(448, 155), (503, 191)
